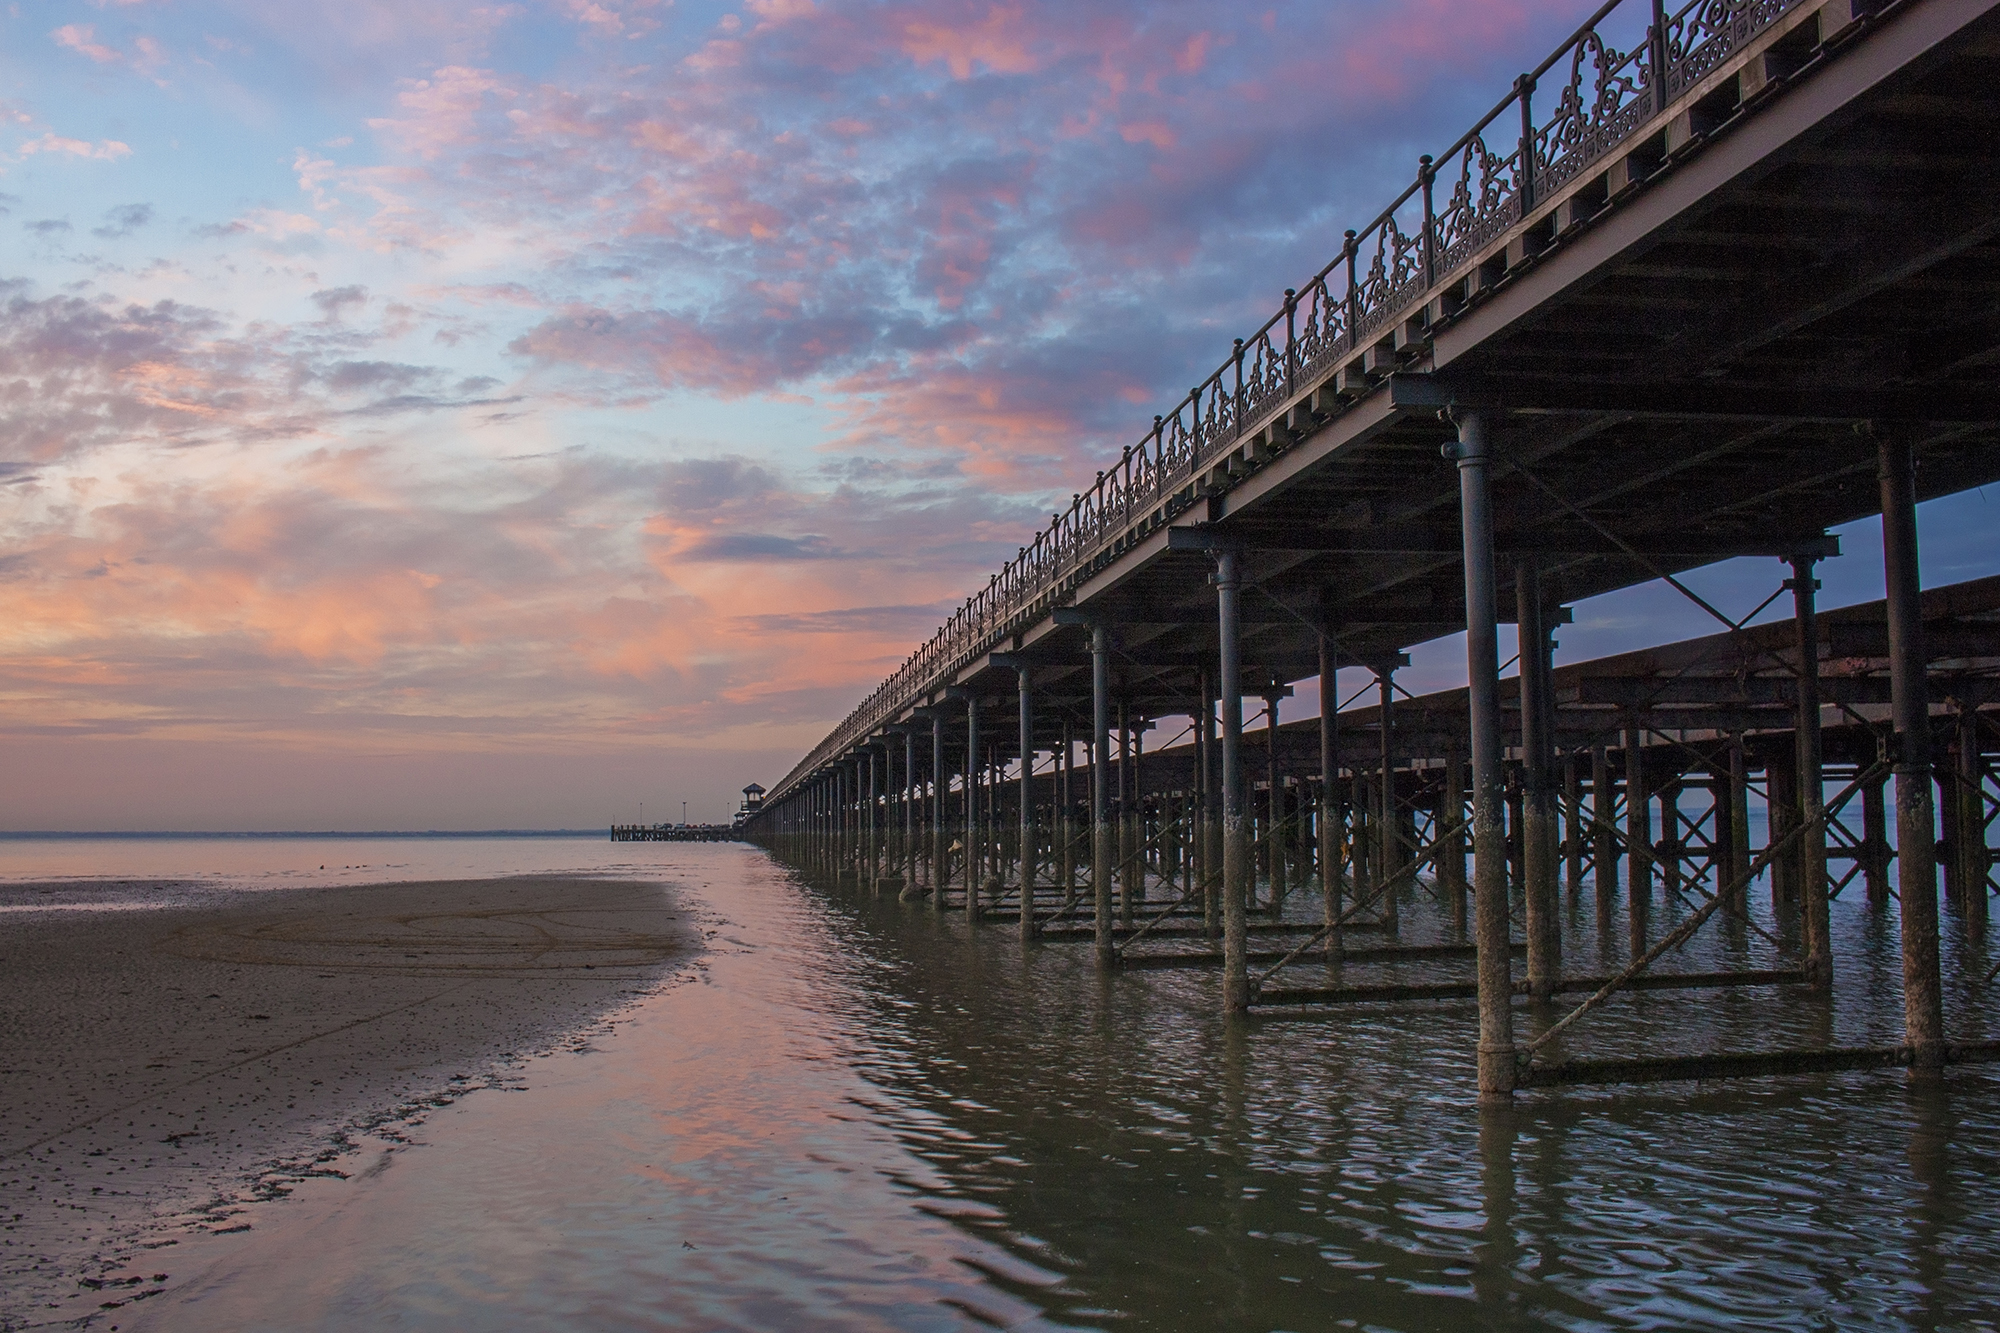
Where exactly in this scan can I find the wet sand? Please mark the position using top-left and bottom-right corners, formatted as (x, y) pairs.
(0, 876), (698, 1330)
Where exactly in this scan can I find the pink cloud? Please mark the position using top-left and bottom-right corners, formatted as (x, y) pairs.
(52, 23), (122, 63)
(18, 132), (134, 160)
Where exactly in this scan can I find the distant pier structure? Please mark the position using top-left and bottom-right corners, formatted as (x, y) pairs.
(609, 824), (736, 842)
(609, 787), (764, 841)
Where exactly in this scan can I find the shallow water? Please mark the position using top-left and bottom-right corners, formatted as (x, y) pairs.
(81, 839), (2000, 1331)
(0, 832), (642, 891)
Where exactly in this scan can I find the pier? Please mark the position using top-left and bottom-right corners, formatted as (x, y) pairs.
(745, 0), (2000, 1103)
(610, 825), (740, 843)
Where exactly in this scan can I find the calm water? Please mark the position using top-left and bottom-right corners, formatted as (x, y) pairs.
(37, 837), (1995, 1331)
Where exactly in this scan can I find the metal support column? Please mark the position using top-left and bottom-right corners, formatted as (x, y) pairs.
(1377, 668), (1400, 935)
(1790, 554), (1831, 987)
(1267, 693), (1286, 919)
(1200, 670), (1219, 934)
(931, 712), (946, 908)
(1563, 750), (1583, 900)
(1217, 549), (1250, 1013)
(1517, 557), (1560, 998)
(1092, 625), (1115, 968)
(1061, 716), (1075, 908)
(1452, 408), (1515, 1102)
(1624, 720), (1650, 957)
(965, 694), (981, 918)
(1318, 635), (1342, 953)
(1018, 666), (1036, 942)
(1879, 429), (1943, 1071)
(1958, 705), (1986, 935)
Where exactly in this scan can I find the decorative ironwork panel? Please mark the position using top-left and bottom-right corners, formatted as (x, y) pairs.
(1435, 135), (1524, 275)
(1353, 215), (1427, 341)
(1667, 0), (1804, 98)
(1533, 26), (1652, 198)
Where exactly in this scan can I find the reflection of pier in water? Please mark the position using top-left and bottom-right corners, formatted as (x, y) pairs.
(748, 0), (2000, 1103)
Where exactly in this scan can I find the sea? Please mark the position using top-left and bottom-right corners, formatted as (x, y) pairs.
(5, 834), (1998, 1331)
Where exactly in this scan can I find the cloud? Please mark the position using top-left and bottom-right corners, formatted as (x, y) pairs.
(18, 132), (134, 161)
(0, 0), (1617, 824)
(52, 23), (122, 63)
(26, 219), (72, 236)
(92, 202), (153, 239)
(733, 602), (952, 634)
(677, 532), (846, 561)
(311, 285), (370, 319)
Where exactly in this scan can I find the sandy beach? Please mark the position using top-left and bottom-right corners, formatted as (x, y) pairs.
(0, 876), (698, 1330)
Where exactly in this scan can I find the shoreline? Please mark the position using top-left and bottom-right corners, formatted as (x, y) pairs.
(0, 875), (700, 1330)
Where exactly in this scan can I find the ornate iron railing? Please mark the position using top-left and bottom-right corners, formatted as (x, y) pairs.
(761, 0), (1818, 808)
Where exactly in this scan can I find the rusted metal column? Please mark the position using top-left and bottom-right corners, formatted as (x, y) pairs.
(1115, 700), (1131, 923)
(1659, 781), (1683, 905)
(1728, 734), (1751, 915)
(1377, 668), (1400, 935)
(1624, 721), (1650, 957)
(1199, 670), (1218, 934)
(990, 742), (1005, 906)
(1217, 549), (1251, 1013)
(1452, 408), (1515, 1102)
(1091, 624), (1115, 968)
(902, 727), (921, 900)
(1060, 716), (1075, 908)
(964, 695), (982, 918)
(1591, 744), (1616, 923)
(1267, 693), (1286, 919)
(1767, 747), (1798, 908)
(931, 712), (946, 906)
(1790, 555), (1831, 987)
(1862, 762), (1890, 907)
(1444, 742), (1467, 934)
(1880, 429), (1943, 1071)
(1132, 720), (1147, 914)
(866, 748), (880, 890)
(1516, 558), (1559, 999)
(1563, 750), (1583, 901)
(1018, 666), (1037, 941)
(1958, 705), (1986, 935)
(1351, 769), (1372, 905)
(1319, 635), (1342, 954)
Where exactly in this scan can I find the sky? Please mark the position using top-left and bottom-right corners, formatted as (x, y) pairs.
(2, 0), (1993, 831)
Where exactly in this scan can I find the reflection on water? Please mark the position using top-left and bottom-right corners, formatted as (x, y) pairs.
(132, 843), (2000, 1331)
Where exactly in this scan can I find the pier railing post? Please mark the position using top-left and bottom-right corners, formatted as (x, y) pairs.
(1789, 553), (1832, 989)
(1450, 407), (1516, 1102)
(1217, 549), (1250, 1013)
(1878, 427), (1944, 1072)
